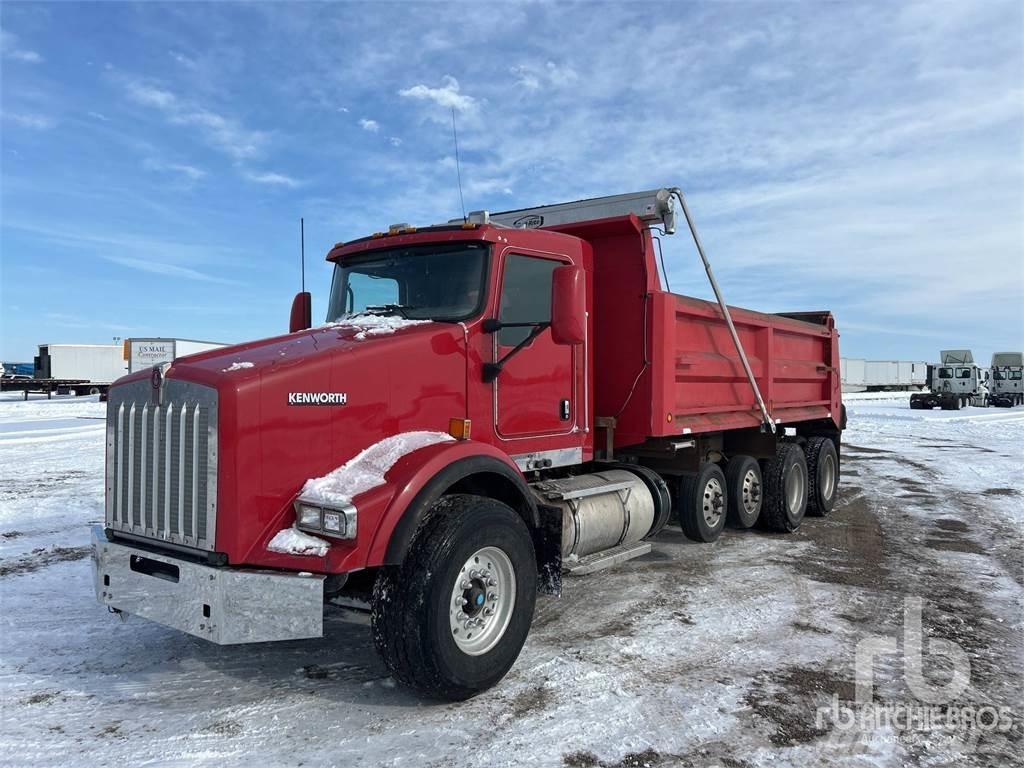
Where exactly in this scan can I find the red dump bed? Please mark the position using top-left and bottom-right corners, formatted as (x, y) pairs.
(553, 215), (842, 449)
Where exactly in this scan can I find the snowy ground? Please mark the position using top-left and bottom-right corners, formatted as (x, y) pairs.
(1, 392), (1021, 767)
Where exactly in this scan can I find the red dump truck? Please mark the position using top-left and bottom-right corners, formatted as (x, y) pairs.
(93, 188), (844, 700)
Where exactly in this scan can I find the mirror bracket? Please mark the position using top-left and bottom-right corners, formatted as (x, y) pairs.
(482, 322), (550, 383)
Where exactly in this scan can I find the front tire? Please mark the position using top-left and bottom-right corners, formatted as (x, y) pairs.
(759, 443), (808, 532)
(677, 462), (728, 542)
(371, 494), (537, 701)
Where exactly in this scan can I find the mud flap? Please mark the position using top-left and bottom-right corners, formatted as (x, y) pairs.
(532, 503), (562, 596)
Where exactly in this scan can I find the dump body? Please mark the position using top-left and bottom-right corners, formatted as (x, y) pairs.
(548, 215), (840, 448)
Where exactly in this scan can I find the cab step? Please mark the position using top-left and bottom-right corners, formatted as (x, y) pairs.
(563, 541), (652, 576)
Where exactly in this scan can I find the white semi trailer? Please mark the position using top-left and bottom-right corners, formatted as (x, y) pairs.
(840, 358), (927, 392)
(126, 338), (226, 373)
(990, 352), (1023, 407)
(33, 344), (127, 390)
(911, 350), (989, 410)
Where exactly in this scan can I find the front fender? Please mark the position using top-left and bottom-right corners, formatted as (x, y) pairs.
(363, 440), (535, 567)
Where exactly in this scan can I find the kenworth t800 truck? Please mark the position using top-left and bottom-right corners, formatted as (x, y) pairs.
(92, 188), (844, 700)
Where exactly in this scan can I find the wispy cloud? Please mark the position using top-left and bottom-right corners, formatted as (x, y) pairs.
(120, 77), (266, 159)
(87, 111), (110, 122)
(244, 171), (301, 188)
(143, 158), (206, 181)
(398, 75), (476, 113)
(102, 254), (235, 283)
(359, 118), (379, 133)
(1, 31), (43, 63)
(3, 112), (55, 130)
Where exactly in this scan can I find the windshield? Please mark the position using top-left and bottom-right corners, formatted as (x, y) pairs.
(1012, 370), (1023, 380)
(956, 367), (972, 379)
(326, 243), (489, 323)
(938, 368), (953, 379)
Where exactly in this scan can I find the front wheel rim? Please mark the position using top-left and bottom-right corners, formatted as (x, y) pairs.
(449, 546), (516, 656)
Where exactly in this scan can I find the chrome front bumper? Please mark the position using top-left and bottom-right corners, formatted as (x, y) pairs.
(91, 527), (325, 644)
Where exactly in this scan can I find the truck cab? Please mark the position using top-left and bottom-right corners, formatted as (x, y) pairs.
(990, 352), (1024, 407)
(913, 349), (988, 409)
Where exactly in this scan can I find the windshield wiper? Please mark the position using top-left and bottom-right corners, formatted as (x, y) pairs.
(363, 304), (416, 319)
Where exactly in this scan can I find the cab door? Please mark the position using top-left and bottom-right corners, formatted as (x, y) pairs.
(492, 251), (576, 438)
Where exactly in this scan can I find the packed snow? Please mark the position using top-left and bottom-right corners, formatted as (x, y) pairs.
(222, 361), (254, 372)
(266, 527), (329, 557)
(1, 391), (1021, 767)
(323, 312), (432, 341)
(300, 431), (454, 506)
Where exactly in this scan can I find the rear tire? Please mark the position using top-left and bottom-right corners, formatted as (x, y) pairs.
(677, 463), (728, 542)
(725, 456), (762, 529)
(371, 494), (536, 701)
(804, 437), (838, 517)
(759, 443), (808, 532)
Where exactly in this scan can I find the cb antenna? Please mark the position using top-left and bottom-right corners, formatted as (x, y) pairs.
(300, 217), (306, 293)
(451, 107), (467, 222)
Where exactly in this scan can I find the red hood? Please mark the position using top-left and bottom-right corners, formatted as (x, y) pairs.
(112, 320), (469, 567)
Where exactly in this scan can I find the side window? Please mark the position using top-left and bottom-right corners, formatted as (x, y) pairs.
(497, 254), (559, 346)
(1011, 370), (1023, 380)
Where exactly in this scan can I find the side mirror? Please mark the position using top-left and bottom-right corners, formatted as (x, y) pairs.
(550, 265), (585, 346)
(290, 291), (312, 333)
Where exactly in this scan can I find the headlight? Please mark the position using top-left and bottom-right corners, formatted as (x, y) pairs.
(293, 497), (357, 540)
(297, 504), (322, 528)
(323, 510), (343, 534)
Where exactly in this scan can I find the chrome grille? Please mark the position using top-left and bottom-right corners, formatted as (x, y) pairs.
(105, 378), (218, 551)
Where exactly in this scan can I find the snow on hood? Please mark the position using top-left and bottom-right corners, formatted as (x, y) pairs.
(222, 361), (254, 372)
(322, 313), (433, 341)
(300, 431), (455, 506)
(267, 527), (329, 557)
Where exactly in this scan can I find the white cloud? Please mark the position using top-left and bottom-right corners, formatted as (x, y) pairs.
(143, 158), (206, 181)
(389, 137), (402, 147)
(338, 106), (350, 113)
(510, 61), (577, 92)
(1, 31), (43, 63)
(398, 75), (476, 113)
(169, 50), (197, 69)
(103, 254), (234, 283)
(121, 78), (266, 159)
(4, 112), (55, 130)
(244, 171), (301, 188)
(87, 111), (110, 122)
(359, 118), (380, 132)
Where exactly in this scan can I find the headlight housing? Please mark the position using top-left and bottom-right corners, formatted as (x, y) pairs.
(293, 497), (357, 540)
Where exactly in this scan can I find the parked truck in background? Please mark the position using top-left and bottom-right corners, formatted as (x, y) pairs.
(910, 349), (989, 410)
(990, 352), (1024, 407)
(126, 337), (226, 373)
(92, 187), (845, 700)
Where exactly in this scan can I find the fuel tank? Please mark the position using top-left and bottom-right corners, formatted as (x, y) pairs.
(531, 469), (656, 559)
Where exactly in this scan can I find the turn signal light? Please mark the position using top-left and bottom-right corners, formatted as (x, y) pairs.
(448, 418), (472, 440)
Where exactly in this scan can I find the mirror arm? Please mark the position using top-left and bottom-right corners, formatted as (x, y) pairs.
(482, 322), (551, 383)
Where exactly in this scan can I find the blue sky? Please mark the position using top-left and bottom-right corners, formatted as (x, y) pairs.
(1, 1), (1022, 364)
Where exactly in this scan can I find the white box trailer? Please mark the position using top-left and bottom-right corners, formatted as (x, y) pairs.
(127, 338), (226, 373)
(841, 358), (928, 392)
(34, 344), (127, 387)
(840, 358), (866, 392)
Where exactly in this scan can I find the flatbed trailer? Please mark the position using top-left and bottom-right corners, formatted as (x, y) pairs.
(93, 186), (845, 700)
(0, 377), (102, 400)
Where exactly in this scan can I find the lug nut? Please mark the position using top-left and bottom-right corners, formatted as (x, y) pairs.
(461, 579), (471, 590)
